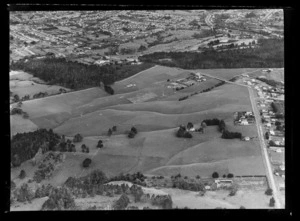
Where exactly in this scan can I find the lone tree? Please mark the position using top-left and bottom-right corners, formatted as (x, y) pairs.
(97, 140), (103, 148)
(212, 172), (219, 178)
(265, 132), (269, 140)
(104, 85), (114, 95)
(131, 127), (137, 134)
(265, 188), (273, 196)
(112, 126), (117, 132)
(19, 170), (26, 179)
(227, 173), (234, 178)
(197, 127), (204, 134)
(269, 197), (275, 207)
(107, 128), (113, 136)
(73, 134), (83, 143)
(187, 122), (194, 130)
(81, 144), (87, 153)
(201, 121), (207, 128)
(82, 158), (92, 168)
(128, 131), (136, 138)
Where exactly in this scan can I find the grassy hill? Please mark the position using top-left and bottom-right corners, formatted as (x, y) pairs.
(11, 65), (267, 192)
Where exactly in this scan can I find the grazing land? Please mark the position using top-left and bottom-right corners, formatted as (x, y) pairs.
(10, 65), (268, 210)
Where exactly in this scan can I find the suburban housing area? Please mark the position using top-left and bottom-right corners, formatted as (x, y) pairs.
(9, 9), (285, 211)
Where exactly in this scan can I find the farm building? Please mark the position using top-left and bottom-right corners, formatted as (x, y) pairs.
(215, 179), (233, 188)
(242, 136), (250, 141)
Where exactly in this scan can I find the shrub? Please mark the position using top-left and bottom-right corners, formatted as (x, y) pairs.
(196, 175), (200, 179)
(107, 128), (112, 136)
(131, 127), (137, 134)
(228, 185), (238, 196)
(73, 133), (83, 143)
(187, 122), (194, 130)
(11, 180), (16, 190)
(269, 197), (275, 207)
(97, 140), (103, 148)
(82, 158), (92, 168)
(19, 170), (26, 179)
(212, 172), (219, 178)
(265, 188), (273, 196)
(227, 173), (234, 178)
(128, 131), (136, 138)
(112, 126), (117, 132)
(104, 85), (114, 95)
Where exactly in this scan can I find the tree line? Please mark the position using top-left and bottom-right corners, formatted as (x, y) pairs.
(10, 57), (154, 90)
(139, 38), (284, 69)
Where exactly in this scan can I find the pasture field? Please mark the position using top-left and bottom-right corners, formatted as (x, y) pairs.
(11, 65), (267, 192)
(191, 68), (264, 80)
(245, 68), (284, 82)
(10, 71), (71, 99)
(10, 115), (39, 136)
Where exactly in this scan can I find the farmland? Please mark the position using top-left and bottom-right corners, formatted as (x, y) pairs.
(10, 71), (71, 99)
(10, 65), (268, 210)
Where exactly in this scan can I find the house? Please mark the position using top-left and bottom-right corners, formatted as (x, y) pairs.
(279, 183), (285, 191)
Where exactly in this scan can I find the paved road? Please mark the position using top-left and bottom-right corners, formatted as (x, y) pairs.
(200, 70), (283, 208)
(248, 87), (282, 209)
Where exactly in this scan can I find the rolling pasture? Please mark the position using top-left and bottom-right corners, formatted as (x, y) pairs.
(10, 65), (266, 183)
(10, 71), (71, 99)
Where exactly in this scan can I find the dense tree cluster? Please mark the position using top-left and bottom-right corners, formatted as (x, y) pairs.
(139, 38), (284, 69)
(33, 152), (64, 183)
(172, 178), (205, 192)
(10, 57), (154, 90)
(113, 194), (130, 210)
(41, 187), (76, 210)
(221, 130), (242, 139)
(33, 92), (48, 99)
(208, 39), (220, 46)
(73, 134), (83, 143)
(10, 107), (29, 119)
(257, 77), (283, 88)
(11, 183), (35, 203)
(176, 125), (192, 138)
(11, 129), (61, 167)
(109, 172), (147, 186)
